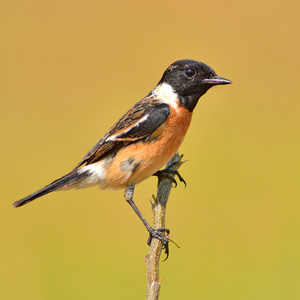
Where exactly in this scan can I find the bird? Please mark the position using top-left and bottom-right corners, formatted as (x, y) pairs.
(13, 59), (232, 255)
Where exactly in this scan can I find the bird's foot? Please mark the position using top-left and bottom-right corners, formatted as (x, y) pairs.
(147, 228), (170, 260)
(153, 168), (186, 188)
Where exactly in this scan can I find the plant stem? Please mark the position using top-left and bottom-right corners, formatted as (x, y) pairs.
(145, 153), (183, 300)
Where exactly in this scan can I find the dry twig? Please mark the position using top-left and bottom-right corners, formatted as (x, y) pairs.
(145, 153), (184, 300)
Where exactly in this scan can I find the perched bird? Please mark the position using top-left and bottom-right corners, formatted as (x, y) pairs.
(14, 59), (232, 254)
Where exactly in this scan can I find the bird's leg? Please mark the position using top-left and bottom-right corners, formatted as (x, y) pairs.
(124, 184), (169, 256)
(153, 166), (186, 188)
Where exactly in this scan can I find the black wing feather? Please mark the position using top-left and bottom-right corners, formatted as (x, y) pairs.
(74, 97), (170, 169)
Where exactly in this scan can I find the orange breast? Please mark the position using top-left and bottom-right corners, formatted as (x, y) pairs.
(103, 105), (192, 189)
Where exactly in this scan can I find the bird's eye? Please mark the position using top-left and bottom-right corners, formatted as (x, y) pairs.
(185, 68), (196, 77)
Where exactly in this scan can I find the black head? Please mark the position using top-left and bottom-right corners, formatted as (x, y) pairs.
(158, 59), (232, 111)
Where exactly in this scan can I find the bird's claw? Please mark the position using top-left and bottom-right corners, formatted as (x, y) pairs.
(153, 168), (186, 188)
(147, 227), (170, 260)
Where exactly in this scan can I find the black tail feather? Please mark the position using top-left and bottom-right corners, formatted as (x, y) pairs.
(13, 170), (90, 208)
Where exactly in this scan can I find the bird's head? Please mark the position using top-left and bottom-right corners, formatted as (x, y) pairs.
(158, 59), (232, 111)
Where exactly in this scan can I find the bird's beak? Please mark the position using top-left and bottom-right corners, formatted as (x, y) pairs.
(203, 76), (232, 85)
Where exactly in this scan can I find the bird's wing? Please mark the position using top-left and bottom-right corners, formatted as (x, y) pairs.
(73, 97), (170, 169)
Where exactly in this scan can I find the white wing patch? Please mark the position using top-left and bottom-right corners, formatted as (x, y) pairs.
(106, 114), (150, 142)
(153, 82), (179, 109)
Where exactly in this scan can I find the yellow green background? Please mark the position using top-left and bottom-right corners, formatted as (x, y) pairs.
(1, 0), (300, 299)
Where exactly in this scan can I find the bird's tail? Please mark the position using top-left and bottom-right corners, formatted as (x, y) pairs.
(13, 170), (90, 208)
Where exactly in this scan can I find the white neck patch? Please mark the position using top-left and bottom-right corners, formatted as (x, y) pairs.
(153, 82), (179, 109)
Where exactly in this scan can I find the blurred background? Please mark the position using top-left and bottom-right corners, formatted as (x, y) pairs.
(1, 0), (300, 299)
